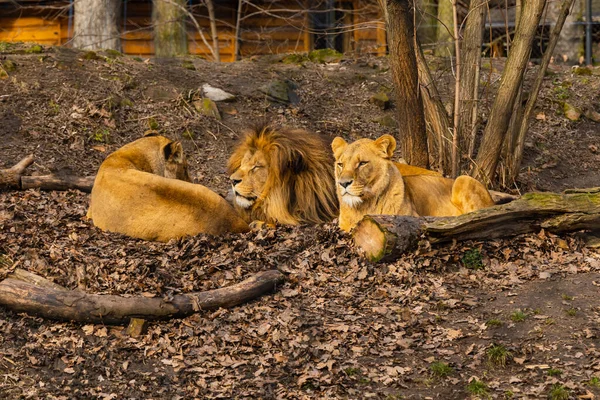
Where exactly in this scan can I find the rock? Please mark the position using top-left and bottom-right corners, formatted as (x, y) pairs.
(563, 102), (581, 121)
(202, 84), (236, 102)
(2, 60), (17, 72)
(584, 108), (600, 122)
(573, 66), (592, 76)
(281, 53), (309, 64)
(370, 92), (390, 110)
(259, 79), (299, 105)
(144, 86), (179, 102)
(308, 48), (343, 64)
(182, 61), (196, 71)
(194, 98), (221, 120)
(373, 115), (397, 128)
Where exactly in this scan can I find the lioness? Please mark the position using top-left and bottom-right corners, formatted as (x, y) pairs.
(87, 136), (249, 241)
(331, 134), (495, 232)
(227, 125), (338, 225)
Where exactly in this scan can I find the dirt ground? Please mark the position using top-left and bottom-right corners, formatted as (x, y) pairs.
(1, 43), (600, 399)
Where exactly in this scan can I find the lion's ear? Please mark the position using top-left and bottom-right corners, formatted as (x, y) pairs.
(374, 135), (396, 158)
(164, 141), (184, 164)
(331, 137), (348, 159)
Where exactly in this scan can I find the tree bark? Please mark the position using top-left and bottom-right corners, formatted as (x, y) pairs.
(415, 44), (452, 172)
(0, 269), (285, 325)
(435, 0), (455, 57)
(472, 0), (546, 184)
(457, 0), (486, 160)
(507, 0), (576, 182)
(205, 0), (221, 62)
(354, 188), (600, 262)
(73, 0), (121, 51)
(381, 0), (429, 168)
(153, 0), (188, 57)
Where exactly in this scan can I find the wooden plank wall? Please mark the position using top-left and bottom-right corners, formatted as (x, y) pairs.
(0, 0), (386, 59)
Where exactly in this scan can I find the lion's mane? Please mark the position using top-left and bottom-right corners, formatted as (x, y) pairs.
(227, 125), (338, 225)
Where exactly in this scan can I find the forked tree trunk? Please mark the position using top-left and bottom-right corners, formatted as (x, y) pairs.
(457, 0), (486, 161)
(353, 188), (600, 262)
(73, 0), (121, 51)
(472, 0), (546, 184)
(206, 0), (221, 62)
(153, 0), (188, 57)
(379, 0), (429, 168)
(415, 43), (452, 172)
(435, 0), (455, 56)
(506, 0), (576, 182)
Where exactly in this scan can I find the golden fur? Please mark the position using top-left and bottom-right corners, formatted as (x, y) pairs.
(87, 136), (249, 241)
(227, 125), (338, 225)
(331, 135), (495, 232)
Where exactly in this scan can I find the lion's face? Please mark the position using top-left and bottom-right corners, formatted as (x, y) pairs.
(331, 135), (397, 208)
(229, 149), (269, 209)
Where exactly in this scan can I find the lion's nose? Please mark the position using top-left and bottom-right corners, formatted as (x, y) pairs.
(339, 179), (353, 189)
(231, 177), (242, 186)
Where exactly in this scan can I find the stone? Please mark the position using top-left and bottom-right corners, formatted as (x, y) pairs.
(563, 102), (581, 121)
(194, 98), (221, 120)
(374, 115), (397, 128)
(308, 48), (343, 64)
(370, 92), (390, 110)
(584, 108), (600, 122)
(202, 84), (236, 102)
(259, 79), (299, 105)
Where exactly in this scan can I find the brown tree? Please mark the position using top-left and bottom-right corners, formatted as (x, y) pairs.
(472, 0), (546, 183)
(73, 0), (121, 51)
(153, 0), (188, 57)
(378, 0), (429, 168)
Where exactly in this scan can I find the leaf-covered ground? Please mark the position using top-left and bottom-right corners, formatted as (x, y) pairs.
(1, 43), (600, 399)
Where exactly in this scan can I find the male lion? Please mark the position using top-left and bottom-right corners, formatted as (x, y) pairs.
(331, 134), (495, 232)
(227, 125), (338, 225)
(87, 135), (249, 241)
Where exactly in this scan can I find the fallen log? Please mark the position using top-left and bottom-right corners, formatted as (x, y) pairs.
(0, 155), (94, 192)
(354, 188), (600, 262)
(21, 174), (94, 192)
(0, 268), (285, 325)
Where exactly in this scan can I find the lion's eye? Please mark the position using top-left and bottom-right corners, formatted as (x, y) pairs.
(336, 162), (343, 169)
(251, 165), (262, 171)
(358, 161), (369, 167)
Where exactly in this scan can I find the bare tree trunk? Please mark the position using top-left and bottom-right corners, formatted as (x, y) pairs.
(472, 0), (546, 184)
(415, 0), (437, 46)
(205, 0), (221, 62)
(380, 0), (429, 167)
(415, 44), (452, 172)
(457, 0), (486, 161)
(234, 0), (244, 60)
(507, 0), (576, 182)
(73, 0), (121, 51)
(435, 0), (455, 56)
(153, 0), (188, 57)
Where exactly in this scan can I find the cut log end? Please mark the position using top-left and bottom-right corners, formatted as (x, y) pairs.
(353, 217), (389, 262)
(353, 215), (424, 263)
